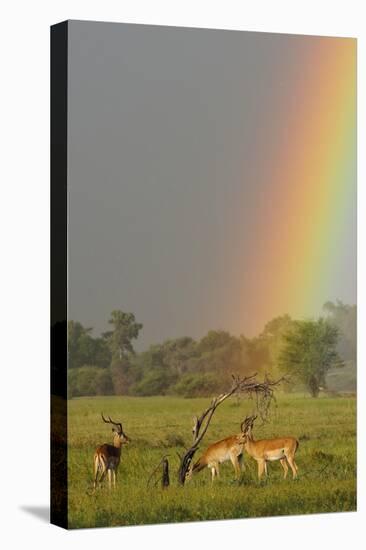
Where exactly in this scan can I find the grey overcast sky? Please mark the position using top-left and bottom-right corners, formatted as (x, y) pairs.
(67, 21), (356, 349)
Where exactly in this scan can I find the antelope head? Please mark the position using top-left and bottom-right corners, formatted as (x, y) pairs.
(101, 413), (130, 444)
(240, 415), (257, 439)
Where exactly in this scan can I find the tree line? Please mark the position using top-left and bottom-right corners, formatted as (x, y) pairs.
(68, 301), (356, 398)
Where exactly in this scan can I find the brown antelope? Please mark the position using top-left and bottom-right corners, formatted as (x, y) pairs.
(93, 414), (130, 489)
(186, 430), (246, 482)
(241, 415), (299, 480)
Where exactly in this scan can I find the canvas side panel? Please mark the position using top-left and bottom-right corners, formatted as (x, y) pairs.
(50, 20), (68, 530)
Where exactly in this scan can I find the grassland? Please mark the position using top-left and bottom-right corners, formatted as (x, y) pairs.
(67, 394), (356, 529)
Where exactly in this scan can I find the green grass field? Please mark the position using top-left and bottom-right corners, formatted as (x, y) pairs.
(67, 394), (356, 529)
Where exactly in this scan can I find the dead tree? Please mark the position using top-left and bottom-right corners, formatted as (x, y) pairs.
(147, 455), (170, 489)
(177, 373), (284, 485)
(161, 457), (170, 488)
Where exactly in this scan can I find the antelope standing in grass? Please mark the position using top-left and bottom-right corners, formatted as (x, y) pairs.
(93, 414), (130, 489)
(186, 427), (246, 482)
(241, 415), (299, 480)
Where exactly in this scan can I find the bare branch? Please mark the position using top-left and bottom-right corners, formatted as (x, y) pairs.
(177, 373), (284, 484)
(147, 455), (170, 489)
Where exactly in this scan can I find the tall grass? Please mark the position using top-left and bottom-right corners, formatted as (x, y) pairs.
(67, 394), (356, 528)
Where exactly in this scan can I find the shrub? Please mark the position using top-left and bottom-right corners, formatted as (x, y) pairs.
(110, 358), (132, 395)
(172, 372), (222, 397)
(131, 369), (177, 396)
(68, 365), (113, 397)
(94, 369), (114, 395)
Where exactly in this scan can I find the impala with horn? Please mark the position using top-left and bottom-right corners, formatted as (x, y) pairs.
(93, 413), (130, 489)
(241, 415), (299, 480)
(186, 417), (246, 482)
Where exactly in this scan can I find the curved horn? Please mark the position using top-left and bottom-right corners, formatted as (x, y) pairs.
(101, 413), (123, 433)
(108, 415), (123, 433)
(101, 412), (110, 424)
(241, 416), (252, 432)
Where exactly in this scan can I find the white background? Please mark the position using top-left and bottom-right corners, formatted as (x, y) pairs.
(0, 1), (364, 548)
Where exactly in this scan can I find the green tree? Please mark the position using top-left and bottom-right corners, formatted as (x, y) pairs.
(323, 300), (356, 363)
(68, 365), (98, 397)
(105, 310), (143, 395)
(68, 321), (111, 369)
(68, 321), (92, 368)
(94, 368), (114, 395)
(110, 357), (133, 395)
(257, 315), (294, 377)
(92, 337), (112, 369)
(105, 310), (143, 360)
(68, 365), (113, 397)
(159, 337), (198, 376)
(132, 368), (177, 396)
(127, 338), (194, 396)
(172, 372), (221, 398)
(197, 330), (244, 379)
(279, 318), (343, 397)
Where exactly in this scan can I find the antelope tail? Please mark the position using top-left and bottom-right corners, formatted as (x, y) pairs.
(93, 453), (106, 487)
(93, 454), (99, 486)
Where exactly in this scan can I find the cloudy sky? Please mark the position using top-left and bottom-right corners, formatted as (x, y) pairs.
(67, 21), (356, 348)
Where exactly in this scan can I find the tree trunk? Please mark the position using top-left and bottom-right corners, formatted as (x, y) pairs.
(308, 375), (320, 397)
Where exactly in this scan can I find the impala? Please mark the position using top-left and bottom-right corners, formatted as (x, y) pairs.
(186, 429), (246, 482)
(93, 414), (130, 489)
(241, 415), (299, 480)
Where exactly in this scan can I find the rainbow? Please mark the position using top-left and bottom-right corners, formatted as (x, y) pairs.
(239, 37), (356, 335)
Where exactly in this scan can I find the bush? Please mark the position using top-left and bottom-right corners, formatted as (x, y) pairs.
(94, 369), (114, 395)
(68, 365), (113, 397)
(172, 372), (222, 397)
(131, 369), (177, 396)
(110, 358), (132, 395)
